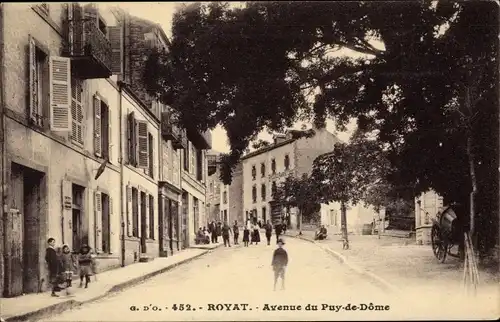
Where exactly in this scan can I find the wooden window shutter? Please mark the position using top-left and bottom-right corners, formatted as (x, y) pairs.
(61, 180), (72, 247)
(126, 186), (132, 237)
(94, 191), (102, 253)
(127, 112), (137, 166)
(108, 110), (113, 163)
(71, 79), (84, 144)
(145, 192), (150, 238)
(28, 35), (38, 125)
(93, 95), (102, 157)
(108, 26), (123, 75)
(109, 197), (113, 254)
(49, 56), (71, 131)
(137, 120), (149, 169)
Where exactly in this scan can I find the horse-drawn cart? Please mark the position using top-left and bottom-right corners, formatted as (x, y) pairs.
(431, 205), (465, 263)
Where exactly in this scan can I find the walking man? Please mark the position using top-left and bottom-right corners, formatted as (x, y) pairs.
(233, 220), (239, 245)
(275, 221), (283, 244)
(209, 221), (216, 244)
(265, 220), (273, 245)
(222, 222), (232, 247)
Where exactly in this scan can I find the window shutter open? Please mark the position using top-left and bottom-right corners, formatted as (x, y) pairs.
(109, 197), (113, 254)
(126, 186), (132, 237)
(94, 191), (102, 253)
(61, 180), (72, 248)
(49, 56), (71, 131)
(108, 110), (113, 163)
(71, 79), (84, 144)
(145, 193), (150, 239)
(127, 112), (137, 166)
(137, 120), (149, 169)
(108, 26), (123, 75)
(28, 36), (38, 125)
(93, 95), (102, 157)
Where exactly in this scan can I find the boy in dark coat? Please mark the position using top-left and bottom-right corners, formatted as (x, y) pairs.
(271, 238), (288, 291)
(45, 237), (60, 297)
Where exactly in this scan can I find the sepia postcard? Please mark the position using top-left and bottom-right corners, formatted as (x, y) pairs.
(0, 1), (498, 321)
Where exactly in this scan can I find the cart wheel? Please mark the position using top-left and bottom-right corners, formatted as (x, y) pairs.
(431, 225), (447, 263)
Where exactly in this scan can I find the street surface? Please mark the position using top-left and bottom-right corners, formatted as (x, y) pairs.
(40, 237), (498, 321)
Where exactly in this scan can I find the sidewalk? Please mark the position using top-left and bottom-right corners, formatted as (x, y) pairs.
(1, 246), (220, 322)
(285, 230), (499, 300)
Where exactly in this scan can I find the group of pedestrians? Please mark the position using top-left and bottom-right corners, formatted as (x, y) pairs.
(204, 218), (287, 248)
(45, 238), (96, 297)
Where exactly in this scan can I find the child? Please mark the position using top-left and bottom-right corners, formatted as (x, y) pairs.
(45, 237), (60, 297)
(60, 244), (76, 295)
(243, 224), (250, 247)
(78, 244), (93, 288)
(271, 238), (288, 291)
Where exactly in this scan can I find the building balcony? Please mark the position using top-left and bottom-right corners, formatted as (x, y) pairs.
(63, 6), (112, 79)
(161, 112), (187, 150)
(187, 128), (212, 150)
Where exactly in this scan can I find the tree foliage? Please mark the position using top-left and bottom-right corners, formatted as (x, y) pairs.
(145, 1), (498, 250)
(272, 174), (321, 223)
(251, 139), (271, 150)
(311, 139), (389, 206)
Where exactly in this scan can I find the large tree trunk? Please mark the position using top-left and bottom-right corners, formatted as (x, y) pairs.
(465, 85), (478, 251)
(341, 202), (349, 248)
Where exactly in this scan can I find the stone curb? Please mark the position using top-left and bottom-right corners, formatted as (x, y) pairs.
(4, 250), (214, 322)
(285, 233), (399, 294)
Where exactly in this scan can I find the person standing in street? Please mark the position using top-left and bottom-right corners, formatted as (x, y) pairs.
(275, 221), (283, 244)
(243, 224), (250, 247)
(209, 221), (216, 244)
(222, 222), (232, 247)
(265, 220), (273, 245)
(216, 221), (222, 243)
(45, 237), (61, 297)
(251, 223), (261, 245)
(271, 238), (288, 291)
(233, 220), (239, 245)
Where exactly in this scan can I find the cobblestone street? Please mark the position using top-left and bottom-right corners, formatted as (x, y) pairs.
(39, 237), (497, 321)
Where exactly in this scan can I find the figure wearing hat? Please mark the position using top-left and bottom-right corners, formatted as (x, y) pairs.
(271, 238), (288, 291)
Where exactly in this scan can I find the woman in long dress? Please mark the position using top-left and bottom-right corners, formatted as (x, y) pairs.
(251, 224), (261, 245)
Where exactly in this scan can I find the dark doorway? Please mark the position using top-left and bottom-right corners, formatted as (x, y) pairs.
(4, 163), (44, 297)
(72, 184), (85, 252)
(181, 192), (188, 249)
(140, 192), (147, 253)
(101, 193), (110, 253)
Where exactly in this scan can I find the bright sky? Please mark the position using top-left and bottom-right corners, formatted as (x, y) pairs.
(102, 2), (365, 153)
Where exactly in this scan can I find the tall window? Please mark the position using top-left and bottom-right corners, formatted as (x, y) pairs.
(223, 191), (228, 204)
(28, 36), (48, 128)
(149, 195), (155, 239)
(272, 181), (277, 197)
(271, 159), (276, 174)
(252, 185), (257, 203)
(127, 113), (152, 169)
(251, 165), (256, 180)
(262, 207), (267, 222)
(183, 144), (189, 171)
(261, 184), (266, 201)
(190, 144), (195, 174)
(196, 148), (203, 181)
(284, 154), (290, 170)
(261, 163), (266, 177)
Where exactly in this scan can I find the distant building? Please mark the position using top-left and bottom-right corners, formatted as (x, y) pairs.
(239, 127), (342, 229)
(415, 190), (443, 244)
(206, 151), (223, 223)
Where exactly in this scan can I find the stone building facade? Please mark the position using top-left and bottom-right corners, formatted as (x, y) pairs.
(0, 3), (211, 298)
(239, 127), (341, 229)
(0, 3), (123, 297)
